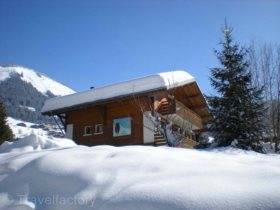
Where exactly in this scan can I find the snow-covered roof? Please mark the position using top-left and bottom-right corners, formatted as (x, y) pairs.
(41, 70), (196, 114)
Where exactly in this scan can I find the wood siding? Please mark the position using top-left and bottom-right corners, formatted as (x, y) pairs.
(66, 98), (144, 146)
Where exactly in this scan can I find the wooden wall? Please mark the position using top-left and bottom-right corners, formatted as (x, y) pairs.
(66, 98), (144, 146)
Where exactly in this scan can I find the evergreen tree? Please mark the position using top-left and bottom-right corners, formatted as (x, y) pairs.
(0, 101), (13, 144)
(207, 25), (265, 150)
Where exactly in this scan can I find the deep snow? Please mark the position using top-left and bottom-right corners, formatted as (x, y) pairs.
(3, 117), (76, 154)
(0, 134), (279, 210)
(0, 134), (75, 154)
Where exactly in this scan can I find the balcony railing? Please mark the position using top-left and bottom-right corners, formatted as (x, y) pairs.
(175, 100), (203, 129)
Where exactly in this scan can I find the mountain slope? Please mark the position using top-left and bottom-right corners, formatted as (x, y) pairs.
(0, 65), (74, 96)
(0, 65), (75, 124)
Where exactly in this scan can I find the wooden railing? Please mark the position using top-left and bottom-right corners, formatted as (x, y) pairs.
(175, 100), (203, 129)
(180, 137), (199, 148)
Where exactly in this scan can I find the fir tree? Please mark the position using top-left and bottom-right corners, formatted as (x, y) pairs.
(0, 101), (13, 144)
(207, 25), (265, 150)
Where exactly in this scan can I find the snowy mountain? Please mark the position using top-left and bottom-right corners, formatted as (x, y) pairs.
(0, 65), (75, 124)
(0, 65), (74, 96)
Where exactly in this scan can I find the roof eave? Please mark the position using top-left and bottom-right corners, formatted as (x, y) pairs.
(42, 86), (167, 116)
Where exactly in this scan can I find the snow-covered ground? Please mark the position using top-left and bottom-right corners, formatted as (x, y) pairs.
(7, 117), (61, 139)
(0, 132), (279, 210)
(1, 117), (75, 153)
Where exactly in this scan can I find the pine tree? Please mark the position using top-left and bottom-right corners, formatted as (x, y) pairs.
(207, 25), (265, 150)
(0, 102), (13, 144)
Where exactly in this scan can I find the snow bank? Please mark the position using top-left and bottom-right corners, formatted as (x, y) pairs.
(0, 140), (279, 210)
(0, 66), (75, 96)
(41, 70), (195, 113)
(0, 134), (76, 153)
(1, 117), (76, 153)
(7, 116), (68, 139)
(7, 117), (35, 139)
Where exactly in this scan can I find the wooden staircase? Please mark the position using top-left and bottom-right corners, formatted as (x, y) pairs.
(154, 130), (166, 146)
(157, 99), (176, 116)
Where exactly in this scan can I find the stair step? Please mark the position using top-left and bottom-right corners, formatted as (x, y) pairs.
(159, 110), (170, 113)
(154, 141), (167, 146)
(160, 112), (170, 115)
(154, 131), (162, 135)
(155, 138), (165, 141)
(154, 139), (166, 142)
(160, 107), (169, 110)
(160, 111), (170, 114)
(160, 109), (170, 112)
(154, 127), (167, 146)
(155, 136), (164, 139)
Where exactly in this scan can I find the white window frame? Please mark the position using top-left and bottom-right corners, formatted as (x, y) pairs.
(94, 123), (103, 135)
(83, 126), (92, 136)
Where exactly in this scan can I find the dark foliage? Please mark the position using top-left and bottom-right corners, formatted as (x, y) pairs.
(207, 25), (266, 150)
(0, 102), (14, 144)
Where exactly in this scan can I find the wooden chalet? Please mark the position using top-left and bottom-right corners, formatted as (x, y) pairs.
(42, 71), (211, 147)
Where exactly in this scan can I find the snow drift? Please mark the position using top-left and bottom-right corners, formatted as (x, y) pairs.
(2, 117), (76, 153)
(0, 135), (279, 210)
(0, 134), (75, 153)
(7, 117), (64, 139)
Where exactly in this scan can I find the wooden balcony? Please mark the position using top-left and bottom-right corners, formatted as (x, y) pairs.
(175, 100), (203, 129)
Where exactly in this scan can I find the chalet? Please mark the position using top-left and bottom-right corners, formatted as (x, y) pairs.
(41, 70), (211, 147)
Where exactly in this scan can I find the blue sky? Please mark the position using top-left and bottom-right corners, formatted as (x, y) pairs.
(0, 0), (279, 94)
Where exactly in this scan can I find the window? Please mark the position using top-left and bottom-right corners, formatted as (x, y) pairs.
(94, 124), (103, 135)
(84, 126), (92, 136)
(113, 117), (132, 137)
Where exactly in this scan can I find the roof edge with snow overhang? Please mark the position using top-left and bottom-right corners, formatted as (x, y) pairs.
(41, 70), (196, 115)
